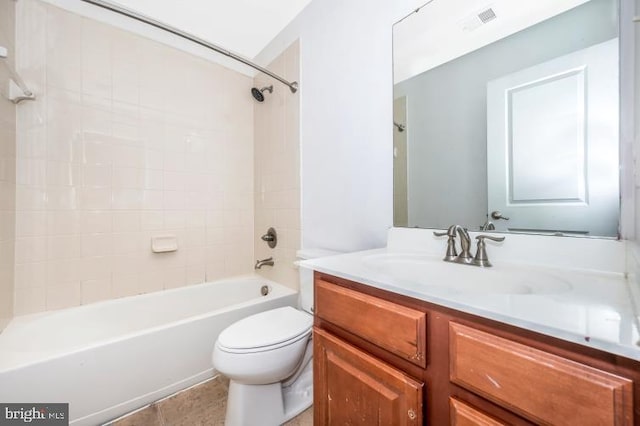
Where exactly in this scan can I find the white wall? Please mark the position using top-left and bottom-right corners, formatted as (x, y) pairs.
(256, 0), (422, 252)
(632, 0), (640, 239)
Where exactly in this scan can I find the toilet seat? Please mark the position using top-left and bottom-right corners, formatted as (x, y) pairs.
(217, 307), (313, 354)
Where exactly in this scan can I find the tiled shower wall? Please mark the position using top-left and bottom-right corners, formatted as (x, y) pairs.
(254, 41), (301, 289)
(0, 0), (16, 330)
(13, 0), (255, 314)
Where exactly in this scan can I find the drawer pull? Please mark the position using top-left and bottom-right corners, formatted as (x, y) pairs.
(408, 409), (416, 420)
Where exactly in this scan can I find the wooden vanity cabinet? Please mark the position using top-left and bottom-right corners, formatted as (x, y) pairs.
(313, 272), (640, 425)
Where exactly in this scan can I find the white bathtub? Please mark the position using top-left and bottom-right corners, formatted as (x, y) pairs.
(0, 276), (298, 425)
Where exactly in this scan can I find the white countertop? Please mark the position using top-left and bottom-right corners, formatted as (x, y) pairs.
(302, 247), (640, 360)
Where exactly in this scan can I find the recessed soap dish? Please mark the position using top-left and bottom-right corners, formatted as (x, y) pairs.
(151, 235), (178, 253)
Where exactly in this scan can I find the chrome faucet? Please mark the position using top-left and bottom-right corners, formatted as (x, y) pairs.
(255, 257), (274, 269)
(480, 220), (495, 231)
(434, 226), (504, 267)
(453, 225), (473, 265)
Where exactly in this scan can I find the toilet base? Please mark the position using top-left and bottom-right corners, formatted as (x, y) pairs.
(224, 361), (313, 426)
(283, 360), (313, 421)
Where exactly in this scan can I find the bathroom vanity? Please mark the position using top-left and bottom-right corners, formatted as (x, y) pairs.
(305, 229), (640, 425)
(313, 272), (640, 425)
(319, 0), (640, 422)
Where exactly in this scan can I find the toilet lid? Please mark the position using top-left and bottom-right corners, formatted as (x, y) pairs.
(217, 306), (313, 351)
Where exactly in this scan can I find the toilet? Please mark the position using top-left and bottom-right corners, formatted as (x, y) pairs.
(212, 249), (338, 426)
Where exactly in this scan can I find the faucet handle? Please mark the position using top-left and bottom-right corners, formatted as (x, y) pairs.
(433, 230), (458, 261)
(473, 234), (505, 267)
(476, 234), (505, 243)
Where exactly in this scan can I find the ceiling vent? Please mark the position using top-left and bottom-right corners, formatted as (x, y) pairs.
(477, 8), (497, 24)
(461, 6), (497, 32)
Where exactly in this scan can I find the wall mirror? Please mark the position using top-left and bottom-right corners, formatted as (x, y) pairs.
(393, 0), (621, 237)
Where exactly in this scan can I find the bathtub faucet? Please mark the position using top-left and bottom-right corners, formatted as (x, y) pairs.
(255, 257), (274, 269)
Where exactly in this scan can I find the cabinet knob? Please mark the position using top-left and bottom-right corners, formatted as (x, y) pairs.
(408, 409), (417, 420)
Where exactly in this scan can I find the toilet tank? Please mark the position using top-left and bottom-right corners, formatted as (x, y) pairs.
(296, 249), (341, 314)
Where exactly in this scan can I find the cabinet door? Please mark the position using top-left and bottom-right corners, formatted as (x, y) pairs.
(314, 327), (423, 425)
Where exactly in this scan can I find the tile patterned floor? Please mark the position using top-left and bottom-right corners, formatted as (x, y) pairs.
(108, 376), (312, 426)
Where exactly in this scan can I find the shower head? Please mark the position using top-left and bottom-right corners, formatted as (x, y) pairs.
(251, 85), (273, 102)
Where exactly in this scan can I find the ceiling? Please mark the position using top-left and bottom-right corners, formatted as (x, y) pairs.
(110, 0), (312, 59)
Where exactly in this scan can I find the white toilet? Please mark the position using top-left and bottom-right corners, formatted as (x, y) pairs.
(212, 249), (338, 426)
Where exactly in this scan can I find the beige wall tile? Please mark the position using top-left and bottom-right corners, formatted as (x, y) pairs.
(81, 18), (112, 100)
(80, 256), (112, 281)
(111, 273), (139, 298)
(139, 270), (164, 294)
(10, 0), (256, 316)
(254, 41), (301, 290)
(81, 233), (114, 257)
(15, 262), (46, 289)
(46, 282), (81, 310)
(141, 211), (163, 230)
(15, 237), (47, 263)
(0, 4), (17, 337)
(45, 6), (81, 92)
(112, 211), (141, 232)
(16, 211), (46, 237)
(46, 258), (82, 284)
(46, 211), (82, 235)
(81, 279), (111, 304)
(112, 30), (140, 105)
(14, 287), (45, 316)
(82, 165), (112, 188)
(81, 211), (112, 234)
(47, 235), (82, 260)
(163, 267), (187, 289)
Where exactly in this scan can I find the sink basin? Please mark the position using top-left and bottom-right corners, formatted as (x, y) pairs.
(362, 254), (572, 295)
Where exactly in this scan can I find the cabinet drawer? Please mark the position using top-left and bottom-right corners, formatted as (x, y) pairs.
(450, 398), (506, 426)
(315, 279), (427, 367)
(449, 323), (633, 425)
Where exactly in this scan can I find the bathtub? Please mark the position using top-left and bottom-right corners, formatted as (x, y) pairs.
(0, 276), (298, 425)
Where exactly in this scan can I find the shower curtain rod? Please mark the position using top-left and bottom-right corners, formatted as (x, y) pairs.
(80, 0), (299, 93)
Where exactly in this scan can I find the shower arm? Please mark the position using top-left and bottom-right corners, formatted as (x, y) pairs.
(80, 0), (299, 94)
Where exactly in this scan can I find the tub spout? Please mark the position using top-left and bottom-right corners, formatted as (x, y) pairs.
(255, 257), (274, 269)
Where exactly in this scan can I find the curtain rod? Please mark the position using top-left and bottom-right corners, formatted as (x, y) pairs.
(80, 0), (298, 93)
